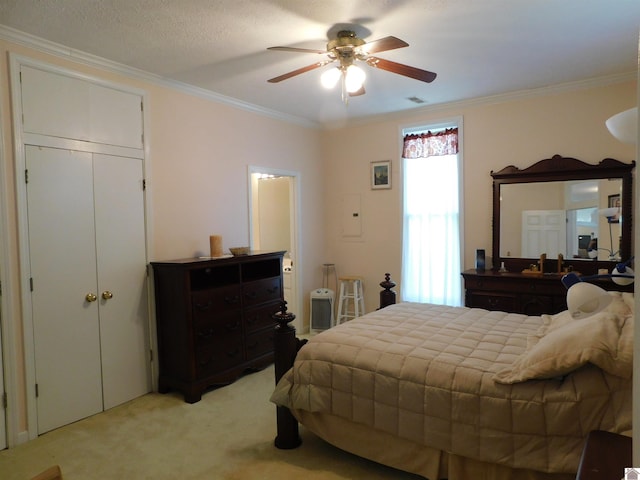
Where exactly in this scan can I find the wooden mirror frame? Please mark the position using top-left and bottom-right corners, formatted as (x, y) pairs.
(491, 154), (635, 273)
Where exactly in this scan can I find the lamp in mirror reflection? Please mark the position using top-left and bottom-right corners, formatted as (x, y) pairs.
(596, 207), (621, 261)
(561, 258), (634, 318)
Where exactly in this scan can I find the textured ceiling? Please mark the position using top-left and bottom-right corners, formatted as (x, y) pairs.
(0, 0), (638, 127)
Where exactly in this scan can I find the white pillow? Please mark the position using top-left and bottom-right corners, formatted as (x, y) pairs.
(538, 291), (631, 336)
(494, 310), (631, 384)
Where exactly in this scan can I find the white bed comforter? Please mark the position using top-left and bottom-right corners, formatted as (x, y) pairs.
(271, 302), (632, 474)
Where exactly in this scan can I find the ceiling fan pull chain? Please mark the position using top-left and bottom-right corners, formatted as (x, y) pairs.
(341, 72), (349, 105)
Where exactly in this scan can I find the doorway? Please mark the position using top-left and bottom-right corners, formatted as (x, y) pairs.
(248, 167), (302, 331)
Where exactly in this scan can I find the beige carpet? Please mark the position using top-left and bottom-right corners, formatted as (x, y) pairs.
(0, 365), (423, 480)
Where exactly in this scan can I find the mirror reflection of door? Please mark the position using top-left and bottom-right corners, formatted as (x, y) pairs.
(521, 210), (566, 258)
(249, 169), (300, 328)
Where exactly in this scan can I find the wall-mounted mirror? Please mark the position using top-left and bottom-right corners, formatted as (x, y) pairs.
(492, 155), (635, 271)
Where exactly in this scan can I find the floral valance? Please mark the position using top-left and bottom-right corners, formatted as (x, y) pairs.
(402, 128), (459, 158)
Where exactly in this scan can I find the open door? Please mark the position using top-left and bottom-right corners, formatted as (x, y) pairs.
(248, 167), (301, 331)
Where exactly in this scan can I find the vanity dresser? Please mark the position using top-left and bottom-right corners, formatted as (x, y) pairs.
(462, 269), (632, 315)
(464, 155), (635, 315)
(151, 250), (285, 403)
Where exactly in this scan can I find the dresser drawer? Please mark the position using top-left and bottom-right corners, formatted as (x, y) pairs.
(242, 277), (281, 307)
(244, 302), (280, 334)
(519, 294), (553, 316)
(466, 292), (517, 313)
(465, 275), (562, 296)
(196, 333), (243, 377)
(194, 313), (242, 345)
(245, 328), (275, 361)
(191, 285), (241, 320)
(517, 279), (565, 296)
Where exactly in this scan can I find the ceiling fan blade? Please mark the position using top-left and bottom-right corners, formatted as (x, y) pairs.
(360, 36), (408, 55)
(267, 61), (332, 83)
(367, 57), (437, 83)
(349, 86), (366, 97)
(267, 46), (326, 54)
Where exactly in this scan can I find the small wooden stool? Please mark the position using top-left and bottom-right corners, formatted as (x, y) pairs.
(337, 276), (365, 324)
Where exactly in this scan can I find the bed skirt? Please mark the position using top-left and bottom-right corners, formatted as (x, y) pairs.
(294, 409), (575, 480)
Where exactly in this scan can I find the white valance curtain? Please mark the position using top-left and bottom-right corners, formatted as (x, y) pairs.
(401, 128), (462, 306)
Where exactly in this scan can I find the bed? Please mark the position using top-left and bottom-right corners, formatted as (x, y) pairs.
(270, 278), (633, 480)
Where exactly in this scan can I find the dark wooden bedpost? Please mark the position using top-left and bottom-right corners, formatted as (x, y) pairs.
(379, 273), (397, 309)
(272, 302), (306, 449)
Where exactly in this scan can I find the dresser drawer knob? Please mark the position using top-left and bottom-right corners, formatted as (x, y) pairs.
(197, 328), (214, 339)
(225, 320), (240, 332)
(225, 295), (240, 305)
(195, 301), (212, 311)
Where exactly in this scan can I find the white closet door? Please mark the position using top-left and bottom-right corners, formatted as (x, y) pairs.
(27, 147), (150, 434)
(93, 154), (149, 409)
(26, 146), (103, 434)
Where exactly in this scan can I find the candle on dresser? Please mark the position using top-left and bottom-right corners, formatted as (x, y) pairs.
(209, 235), (223, 257)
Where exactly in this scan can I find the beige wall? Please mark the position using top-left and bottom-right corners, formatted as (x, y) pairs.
(321, 81), (637, 311)
(0, 39), (325, 436)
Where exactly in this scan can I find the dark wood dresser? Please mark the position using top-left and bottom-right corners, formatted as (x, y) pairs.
(462, 269), (632, 316)
(151, 251), (284, 403)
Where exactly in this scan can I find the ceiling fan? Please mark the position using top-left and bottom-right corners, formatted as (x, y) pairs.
(267, 30), (437, 103)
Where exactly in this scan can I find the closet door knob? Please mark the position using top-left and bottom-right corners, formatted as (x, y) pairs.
(85, 293), (97, 302)
(102, 291), (114, 300)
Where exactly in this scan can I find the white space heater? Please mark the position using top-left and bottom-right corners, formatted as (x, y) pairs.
(310, 288), (334, 332)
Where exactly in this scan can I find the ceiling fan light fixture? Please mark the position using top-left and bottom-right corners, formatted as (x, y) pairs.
(267, 29), (436, 103)
(321, 67), (341, 89)
(345, 64), (366, 93)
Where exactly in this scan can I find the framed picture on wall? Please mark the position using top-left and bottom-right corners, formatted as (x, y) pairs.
(608, 193), (621, 223)
(371, 160), (391, 189)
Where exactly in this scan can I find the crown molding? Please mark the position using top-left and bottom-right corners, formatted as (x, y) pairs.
(331, 71), (637, 130)
(0, 25), (319, 129)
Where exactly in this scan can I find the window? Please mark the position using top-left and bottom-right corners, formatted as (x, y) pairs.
(401, 125), (463, 306)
